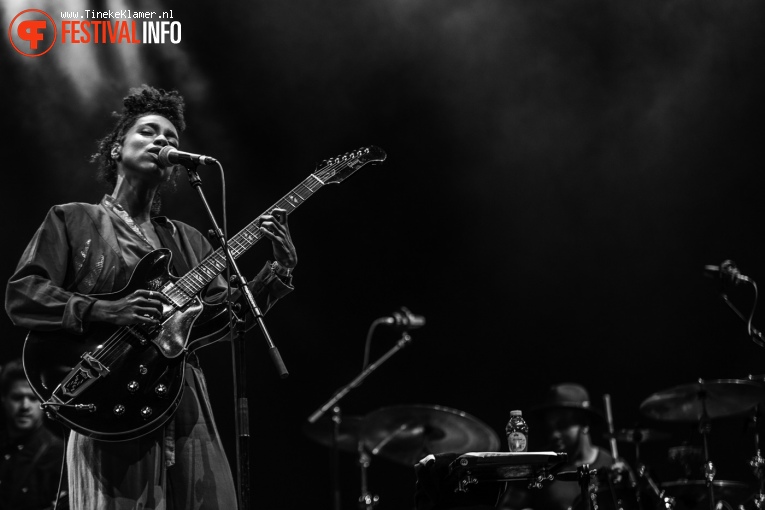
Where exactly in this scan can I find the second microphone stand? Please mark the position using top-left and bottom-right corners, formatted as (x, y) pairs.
(185, 164), (288, 510)
(308, 330), (415, 510)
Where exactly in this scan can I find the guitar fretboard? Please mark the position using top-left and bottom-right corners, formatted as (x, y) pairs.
(163, 173), (325, 304)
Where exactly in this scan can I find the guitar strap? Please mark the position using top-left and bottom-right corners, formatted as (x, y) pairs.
(153, 220), (192, 277)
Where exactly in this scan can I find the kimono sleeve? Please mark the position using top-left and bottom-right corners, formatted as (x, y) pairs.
(5, 206), (97, 334)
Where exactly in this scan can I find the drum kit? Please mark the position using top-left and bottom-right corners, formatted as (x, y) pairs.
(303, 403), (501, 508)
(593, 376), (765, 510)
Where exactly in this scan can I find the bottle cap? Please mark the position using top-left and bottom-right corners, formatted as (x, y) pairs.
(510, 410), (522, 416)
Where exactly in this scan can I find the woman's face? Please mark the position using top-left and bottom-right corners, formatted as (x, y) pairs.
(117, 114), (179, 185)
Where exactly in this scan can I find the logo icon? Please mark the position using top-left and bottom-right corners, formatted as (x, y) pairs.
(8, 9), (56, 57)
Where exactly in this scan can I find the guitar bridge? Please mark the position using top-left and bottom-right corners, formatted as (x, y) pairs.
(55, 352), (110, 401)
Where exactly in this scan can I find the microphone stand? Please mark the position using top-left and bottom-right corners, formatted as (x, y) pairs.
(307, 331), (415, 510)
(185, 164), (288, 510)
(709, 264), (765, 346)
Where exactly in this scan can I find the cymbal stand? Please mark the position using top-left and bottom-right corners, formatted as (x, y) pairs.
(332, 406), (342, 510)
(633, 431), (675, 510)
(358, 442), (379, 510)
(578, 465), (597, 510)
(698, 385), (717, 510)
(748, 405), (765, 510)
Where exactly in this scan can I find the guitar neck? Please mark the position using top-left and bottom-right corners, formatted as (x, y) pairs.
(162, 145), (386, 304)
(172, 173), (325, 298)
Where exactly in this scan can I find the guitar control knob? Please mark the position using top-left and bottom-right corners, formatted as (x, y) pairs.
(139, 365), (148, 375)
(140, 406), (153, 419)
(114, 405), (125, 416)
(155, 384), (168, 397)
(127, 381), (139, 393)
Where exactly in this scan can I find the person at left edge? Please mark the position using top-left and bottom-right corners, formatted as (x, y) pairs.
(4, 85), (298, 509)
(0, 358), (65, 510)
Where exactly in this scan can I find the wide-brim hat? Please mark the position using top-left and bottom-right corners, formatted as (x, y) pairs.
(528, 383), (605, 422)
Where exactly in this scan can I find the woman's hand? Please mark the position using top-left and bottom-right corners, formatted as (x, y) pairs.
(90, 289), (170, 326)
(258, 208), (297, 269)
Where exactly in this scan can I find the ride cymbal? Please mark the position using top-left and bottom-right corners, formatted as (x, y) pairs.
(361, 404), (501, 466)
(640, 379), (765, 422)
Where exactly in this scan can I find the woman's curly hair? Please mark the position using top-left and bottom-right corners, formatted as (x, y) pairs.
(91, 85), (186, 213)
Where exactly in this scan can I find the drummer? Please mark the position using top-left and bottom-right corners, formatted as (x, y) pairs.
(498, 383), (631, 510)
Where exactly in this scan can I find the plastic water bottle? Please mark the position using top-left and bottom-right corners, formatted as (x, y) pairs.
(506, 410), (528, 452)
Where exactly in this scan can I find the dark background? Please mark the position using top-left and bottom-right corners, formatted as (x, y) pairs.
(2, 0), (765, 508)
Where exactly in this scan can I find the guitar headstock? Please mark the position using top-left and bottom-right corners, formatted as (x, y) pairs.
(314, 146), (387, 185)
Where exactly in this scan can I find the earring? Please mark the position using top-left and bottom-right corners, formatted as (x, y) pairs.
(111, 148), (121, 160)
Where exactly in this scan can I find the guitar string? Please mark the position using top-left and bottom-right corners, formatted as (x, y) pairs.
(77, 155), (357, 372)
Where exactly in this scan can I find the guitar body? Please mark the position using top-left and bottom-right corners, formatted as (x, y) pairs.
(23, 249), (233, 441)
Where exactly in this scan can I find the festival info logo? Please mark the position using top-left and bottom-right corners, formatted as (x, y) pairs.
(9, 9), (56, 57)
(9, 8), (180, 57)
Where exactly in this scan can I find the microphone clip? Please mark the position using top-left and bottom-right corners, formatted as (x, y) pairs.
(382, 306), (426, 331)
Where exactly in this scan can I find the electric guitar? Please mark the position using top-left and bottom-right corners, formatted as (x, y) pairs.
(23, 146), (387, 441)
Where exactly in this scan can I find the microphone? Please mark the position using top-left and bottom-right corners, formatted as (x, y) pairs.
(158, 146), (218, 167)
(703, 259), (751, 285)
(381, 307), (426, 330)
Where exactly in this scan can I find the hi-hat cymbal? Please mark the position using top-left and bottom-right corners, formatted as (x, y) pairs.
(361, 404), (501, 466)
(609, 428), (672, 443)
(640, 379), (765, 422)
(303, 414), (365, 454)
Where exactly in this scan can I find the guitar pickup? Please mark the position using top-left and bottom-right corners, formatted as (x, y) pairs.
(56, 352), (110, 400)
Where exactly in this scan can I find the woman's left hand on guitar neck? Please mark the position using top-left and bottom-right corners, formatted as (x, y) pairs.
(258, 208), (297, 271)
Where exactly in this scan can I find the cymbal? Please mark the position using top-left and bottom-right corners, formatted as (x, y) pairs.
(609, 428), (671, 443)
(661, 480), (753, 507)
(640, 379), (765, 422)
(360, 404), (501, 466)
(303, 414), (365, 454)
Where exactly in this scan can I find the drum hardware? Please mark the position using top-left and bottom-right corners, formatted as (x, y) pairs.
(615, 427), (675, 510)
(579, 464), (599, 510)
(637, 464), (676, 510)
(746, 402), (765, 510)
(445, 451), (569, 492)
(357, 442), (379, 509)
(698, 394), (717, 507)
